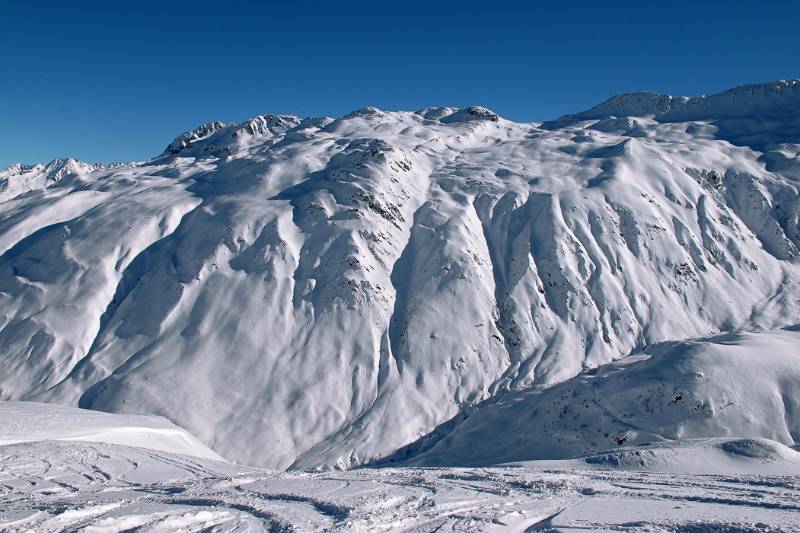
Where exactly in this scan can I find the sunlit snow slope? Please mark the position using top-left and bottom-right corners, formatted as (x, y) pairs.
(392, 327), (800, 467)
(0, 401), (224, 461)
(1, 81), (799, 469)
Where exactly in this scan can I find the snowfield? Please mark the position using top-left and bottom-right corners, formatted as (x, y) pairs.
(1, 80), (800, 530)
(2, 430), (800, 532)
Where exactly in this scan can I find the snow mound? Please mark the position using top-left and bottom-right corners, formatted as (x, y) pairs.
(573, 437), (800, 475)
(397, 328), (800, 468)
(0, 401), (225, 461)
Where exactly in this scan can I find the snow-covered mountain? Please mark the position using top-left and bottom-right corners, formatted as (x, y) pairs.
(1, 80), (799, 469)
(0, 158), (104, 202)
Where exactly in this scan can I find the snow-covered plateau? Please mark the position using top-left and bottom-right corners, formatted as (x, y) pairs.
(1, 80), (800, 531)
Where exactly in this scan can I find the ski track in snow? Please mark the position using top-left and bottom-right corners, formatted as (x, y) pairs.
(2, 439), (800, 532)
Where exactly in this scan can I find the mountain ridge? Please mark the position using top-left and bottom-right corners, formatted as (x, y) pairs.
(4, 79), (797, 180)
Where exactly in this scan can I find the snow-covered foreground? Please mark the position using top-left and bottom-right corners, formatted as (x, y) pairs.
(1, 402), (799, 532)
(2, 438), (800, 532)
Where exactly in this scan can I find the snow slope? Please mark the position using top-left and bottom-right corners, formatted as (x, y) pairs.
(0, 401), (224, 461)
(391, 327), (800, 467)
(1, 80), (799, 469)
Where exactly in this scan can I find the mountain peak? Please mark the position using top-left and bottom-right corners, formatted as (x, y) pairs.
(544, 79), (800, 129)
(439, 106), (500, 123)
(0, 157), (98, 201)
(165, 121), (229, 155)
(342, 106), (386, 120)
(164, 114), (305, 157)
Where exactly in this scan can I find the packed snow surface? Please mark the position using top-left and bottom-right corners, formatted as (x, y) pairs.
(1, 80), (799, 472)
(2, 436), (800, 532)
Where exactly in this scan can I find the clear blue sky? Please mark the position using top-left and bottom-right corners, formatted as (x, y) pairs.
(1, 0), (798, 167)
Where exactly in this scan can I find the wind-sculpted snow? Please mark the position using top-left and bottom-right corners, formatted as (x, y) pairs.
(0, 80), (799, 469)
(2, 435), (800, 532)
(392, 328), (800, 467)
(0, 401), (224, 460)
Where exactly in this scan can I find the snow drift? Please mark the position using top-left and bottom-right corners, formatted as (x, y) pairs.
(1, 80), (799, 469)
(0, 401), (224, 460)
